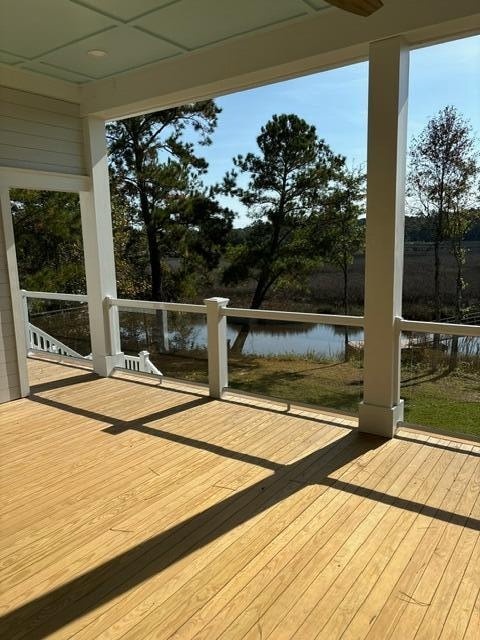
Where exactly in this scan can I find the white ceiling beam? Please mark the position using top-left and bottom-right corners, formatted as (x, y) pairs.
(80, 0), (480, 119)
(0, 64), (80, 104)
(0, 167), (91, 192)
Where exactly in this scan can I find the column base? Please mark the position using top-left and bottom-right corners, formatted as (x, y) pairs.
(92, 352), (124, 377)
(358, 399), (404, 438)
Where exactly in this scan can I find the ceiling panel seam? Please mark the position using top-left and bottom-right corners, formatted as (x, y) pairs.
(68, 0), (183, 25)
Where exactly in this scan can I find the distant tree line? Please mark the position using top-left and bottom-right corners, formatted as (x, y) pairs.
(405, 216), (480, 242)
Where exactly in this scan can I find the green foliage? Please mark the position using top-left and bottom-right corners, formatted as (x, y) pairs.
(321, 166), (366, 312)
(11, 189), (85, 293)
(222, 113), (345, 308)
(11, 188), (149, 298)
(110, 191), (150, 298)
(107, 102), (233, 301)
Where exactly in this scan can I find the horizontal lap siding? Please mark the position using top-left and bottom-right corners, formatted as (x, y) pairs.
(0, 218), (20, 402)
(0, 87), (85, 176)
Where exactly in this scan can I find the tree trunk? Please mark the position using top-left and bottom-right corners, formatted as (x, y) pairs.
(343, 264), (350, 362)
(433, 236), (441, 323)
(232, 273), (280, 355)
(230, 322), (250, 354)
(146, 225), (162, 301)
(234, 207), (284, 354)
(449, 243), (464, 372)
(153, 309), (169, 354)
(431, 232), (442, 369)
(228, 280), (265, 354)
(231, 274), (273, 354)
(250, 279), (268, 310)
(145, 227), (169, 353)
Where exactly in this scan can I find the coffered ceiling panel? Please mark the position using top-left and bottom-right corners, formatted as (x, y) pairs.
(134, 0), (311, 49)
(40, 26), (182, 78)
(75, 0), (175, 22)
(306, 0), (331, 8)
(21, 62), (95, 83)
(0, 0), (115, 58)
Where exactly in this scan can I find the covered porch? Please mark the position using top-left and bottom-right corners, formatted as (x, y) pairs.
(0, 0), (479, 436)
(1, 1), (480, 637)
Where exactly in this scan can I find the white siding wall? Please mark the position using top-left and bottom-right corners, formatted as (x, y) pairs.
(0, 87), (86, 403)
(0, 214), (20, 403)
(0, 87), (86, 175)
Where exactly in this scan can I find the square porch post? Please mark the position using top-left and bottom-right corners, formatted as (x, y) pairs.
(359, 36), (409, 437)
(0, 189), (29, 400)
(205, 297), (229, 398)
(80, 117), (123, 377)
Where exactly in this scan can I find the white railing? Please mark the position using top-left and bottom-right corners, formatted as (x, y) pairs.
(21, 290), (88, 303)
(21, 290), (480, 411)
(27, 322), (84, 358)
(105, 296), (480, 401)
(124, 351), (162, 376)
(21, 290), (162, 376)
(110, 297), (206, 314)
(107, 295), (365, 398)
(223, 306), (364, 327)
(398, 318), (480, 338)
(21, 290), (89, 362)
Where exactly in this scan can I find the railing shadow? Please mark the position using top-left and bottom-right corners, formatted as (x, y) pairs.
(29, 359), (356, 430)
(0, 427), (373, 638)
(31, 394), (283, 472)
(29, 372), (99, 394)
(395, 433), (480, 457)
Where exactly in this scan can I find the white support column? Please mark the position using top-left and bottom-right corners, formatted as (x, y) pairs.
(205, 297), (229, 398)
(359, 36), (409, 438)
(0, 189), (29, 400)
(80, 117), (123, 377)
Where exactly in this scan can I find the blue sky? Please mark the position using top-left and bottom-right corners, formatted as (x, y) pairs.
(197, 35), (479, 226)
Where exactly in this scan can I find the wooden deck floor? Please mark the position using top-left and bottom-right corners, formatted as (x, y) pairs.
(0, 358), (479, 640)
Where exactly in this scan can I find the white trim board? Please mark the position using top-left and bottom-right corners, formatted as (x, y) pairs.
(0, 64), (80, 104)
(0, 167), (91, 192)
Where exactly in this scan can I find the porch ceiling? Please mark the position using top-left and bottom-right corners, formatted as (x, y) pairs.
(0, 1), (478, 120)
(0, 0), (330, 84)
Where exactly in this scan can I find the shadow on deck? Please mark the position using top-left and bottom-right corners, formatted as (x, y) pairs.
(1, 359), (479, 640)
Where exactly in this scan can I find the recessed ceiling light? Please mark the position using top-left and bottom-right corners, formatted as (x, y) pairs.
(87, 49), (107, 58)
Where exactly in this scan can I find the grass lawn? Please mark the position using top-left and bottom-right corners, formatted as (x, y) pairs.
(154, 350), (480, 438)
(400, 368), (480, 436)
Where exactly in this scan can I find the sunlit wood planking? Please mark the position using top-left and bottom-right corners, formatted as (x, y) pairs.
(0, 359), (478, 639)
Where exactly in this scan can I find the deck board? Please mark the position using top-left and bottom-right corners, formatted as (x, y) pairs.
(0, 359), (478, 639)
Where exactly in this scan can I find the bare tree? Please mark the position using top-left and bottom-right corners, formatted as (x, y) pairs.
(408, 106), (479, 324)
(408, 106), (479, 364)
